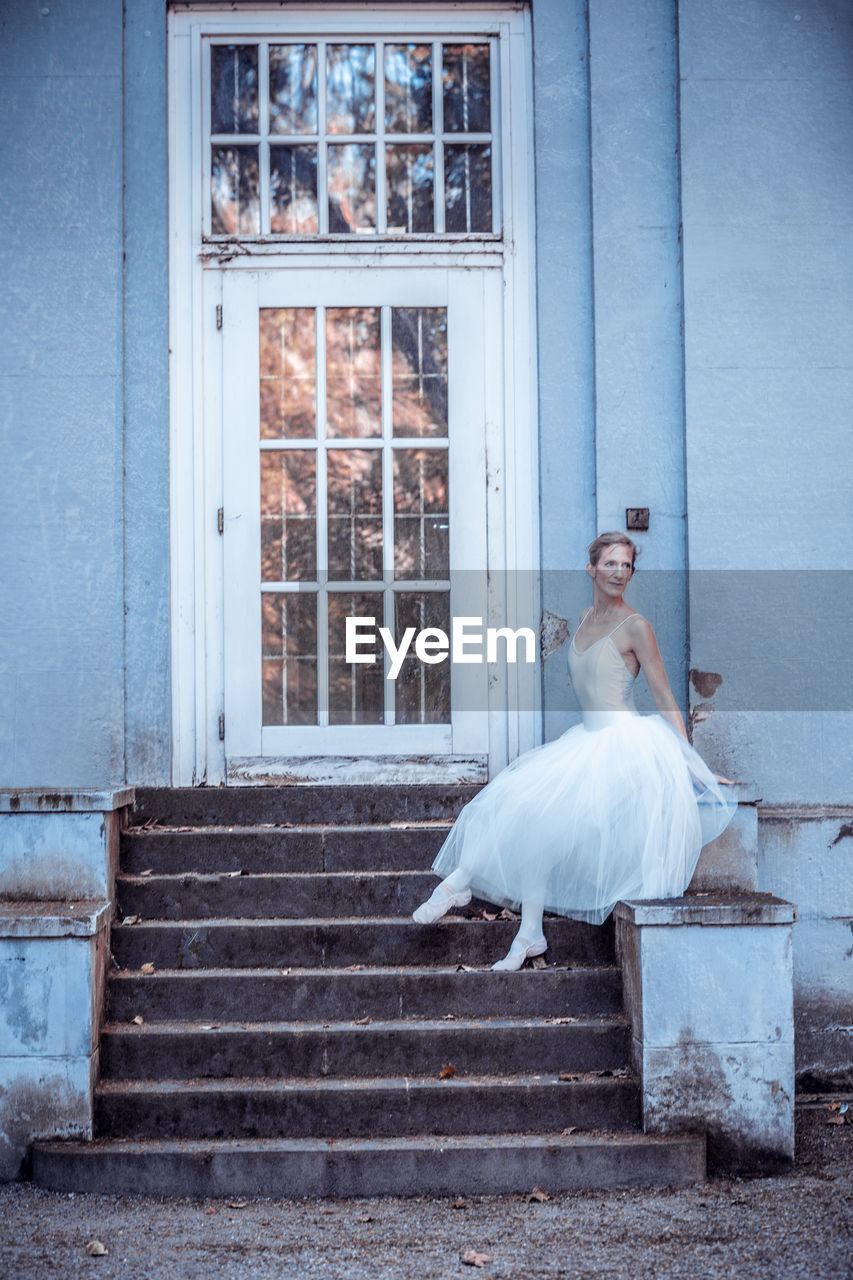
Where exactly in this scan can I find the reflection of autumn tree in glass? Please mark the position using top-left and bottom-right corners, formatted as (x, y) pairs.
(260, 452), (316, 581)
(326, 308), (381, 437)
(262, 593), (317, 725)
(385, 45), (433, 133)
(327, 449), (383, 580)
(259, 308), (316, 438)
(328, 592), (384, 723)
(395, 592), (451, 723)
(394, 450), (449, 579)
(392, 308), (448, 438)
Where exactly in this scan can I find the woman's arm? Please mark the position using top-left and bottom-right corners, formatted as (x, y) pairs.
(625, 616), (689, 741)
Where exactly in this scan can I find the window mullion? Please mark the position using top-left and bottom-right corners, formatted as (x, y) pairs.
(381, 304), (395, 725)
(433, 40), (445, 234)
(259, 40), (270, 235)
(315, 305), (330, 726)
(375, 40), (387, 235)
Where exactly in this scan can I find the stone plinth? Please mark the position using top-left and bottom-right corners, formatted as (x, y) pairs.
(0, 789), (133, 901)
(615, 892), (797, 1175)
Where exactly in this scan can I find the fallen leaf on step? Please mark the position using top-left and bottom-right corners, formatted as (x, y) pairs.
(200, 1025), (219, 1031)
(461, 1249), (491, 1267)
(528, 1186), (551, 1203)
(279, 969), (291, 976)
(558, 1073), (578, 1082)
(141, 818), (157, 830)
(131, 1015), (144, 1026)
(357, 1214), (376, 1223)
(498, 909), (519, 920)
(442, 1014), (456, 1021)
(389, 821), (410, 828)
(561, 1127), (577, 1135)
(345, 964), (365, 971)
(455, 964), (476, 972)
(122, 915), (140, 926)
(205, 1208), (217, 1215)
(596, 1069), (613, 1077)
(86, 1240), (108, 1256)
(452, 1197), (469, 1210)
(355, 1016), (372, 1026)
(140, 962), (155, 975)
(827, 1114), (846, 1125)
(227, 1201), (248, 1209)
(531, 956), (547, 969)
(439, 1063), (457, 1079)
(545, 1016), (578, 1025)
(139, 868), (153, 876)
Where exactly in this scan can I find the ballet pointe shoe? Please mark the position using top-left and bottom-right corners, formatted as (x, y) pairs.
(412, 883), (472, 924)
(491, 933), (548, 972)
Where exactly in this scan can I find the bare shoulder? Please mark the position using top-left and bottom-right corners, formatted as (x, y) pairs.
(624, 612), (657, 645)
(579, 606), (593, 624)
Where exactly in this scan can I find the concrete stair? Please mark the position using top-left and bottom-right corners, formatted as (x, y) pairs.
(32, 785), (705, 1195)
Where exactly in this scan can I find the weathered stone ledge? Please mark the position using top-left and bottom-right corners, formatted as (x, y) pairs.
(0, 900), (112, 939)
(0, 789), (134, 814)
(615, 892), (797, 928)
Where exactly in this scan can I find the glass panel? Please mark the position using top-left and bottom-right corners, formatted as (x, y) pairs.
(328, 592), (384, 724)
(326, 308), (381, 438)
(211, 44), (259, 134)
(386, 145), (434, 234)
(327, 45), (376, 134)
(262, 592), (318, 725)
(392, 308), (448, 438)
(384, 44), (433, 133)
(327, 143), (376, 232)
(393, 448), (449, 579)
(444, 144), (492, 234)
(395, 592), (451, 724)
(270, 146), (319, 234)
(442, 44), (491, 134)
(269, 44), (318, 134)
(260, 451), (317, 582)
(327, 449), (383, 581)
(211, 145), (260, 234)
(259, 308), (316, 440)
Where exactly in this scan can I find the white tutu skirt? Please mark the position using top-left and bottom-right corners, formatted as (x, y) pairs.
(432, 714), (737, 925)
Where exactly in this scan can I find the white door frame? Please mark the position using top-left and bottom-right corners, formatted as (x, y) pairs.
(168, 3), (540, 785)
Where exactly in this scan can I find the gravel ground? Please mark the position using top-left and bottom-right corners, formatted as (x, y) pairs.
(1, 1107), (850, 1280)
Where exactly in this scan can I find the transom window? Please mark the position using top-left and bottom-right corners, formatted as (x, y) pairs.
(206, 38), (497, 238)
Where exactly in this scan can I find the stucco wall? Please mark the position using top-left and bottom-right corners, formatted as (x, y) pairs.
(679, 0), (853, 1086)
(0, 0), (171, 789)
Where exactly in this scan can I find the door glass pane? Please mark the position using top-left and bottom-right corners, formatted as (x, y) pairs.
(270, 146), (319, 233)
(384, 44), (433, 133)
(326, 308), (381, 438)
(259, 308), (316, 439)
(261, 451), (317, 581)
(442, 44), (490, 133)
(269, 44), (318, 134)
(327, 449), (383, 580)
(211, 146), (260, 234)
(394, 448), (449, 579)
(395, 592), (451, 724)
(327, 45), (376, 134)
(328, 143), (376, 232)
(328, 592), (384, 723)
(262, 592), (318, 725)
(392, 308), (448, 438)
(211, 45), (259, 134)
(386, 145), (434, 234)
(444, 144), (492, 234)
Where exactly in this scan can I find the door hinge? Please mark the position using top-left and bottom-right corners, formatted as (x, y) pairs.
(217, 507), (224, 535)
(218, 713), (225, 741)
(216, 304), (223, 330)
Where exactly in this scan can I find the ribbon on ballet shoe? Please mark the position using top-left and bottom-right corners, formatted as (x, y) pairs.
(412, 884), (472, 925)
(491, 934), (548, 972)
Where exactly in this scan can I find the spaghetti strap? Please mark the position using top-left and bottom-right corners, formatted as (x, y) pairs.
(607, 612), (639, 638)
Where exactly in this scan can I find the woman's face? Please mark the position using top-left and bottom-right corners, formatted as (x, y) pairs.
(587, 546), (634, 595)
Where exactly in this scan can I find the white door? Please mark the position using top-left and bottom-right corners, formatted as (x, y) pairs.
(217, 266), (501, 769)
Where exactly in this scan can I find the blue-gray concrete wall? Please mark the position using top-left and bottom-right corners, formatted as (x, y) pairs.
(0, 0), (171, 788)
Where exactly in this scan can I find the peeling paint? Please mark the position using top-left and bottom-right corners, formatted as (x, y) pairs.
(829, 823), (853, 847)
(689, 669), (723, 698)
(540, 610), (570, 659)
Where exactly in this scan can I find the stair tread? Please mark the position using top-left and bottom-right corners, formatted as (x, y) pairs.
(35, 1130), (699, 1153)
(96, 1071), (634, 1094)
(111, 916), (581, 928)
(101, 1014), (628, 1033)
(124, 821), (453, 835)
(109, 962), (618, 976)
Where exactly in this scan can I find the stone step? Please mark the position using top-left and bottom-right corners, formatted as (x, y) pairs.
(100, 1015), (630, 1081)
(107, 966), (624, 1023)
(93, 1074), (640, 1140)
(32, 1131), (706, 1196)
(121, 824), (450, 874)
(110, 917), (615, 970)
(131, 785), (480, 828)
(116, 870), (488, 920)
